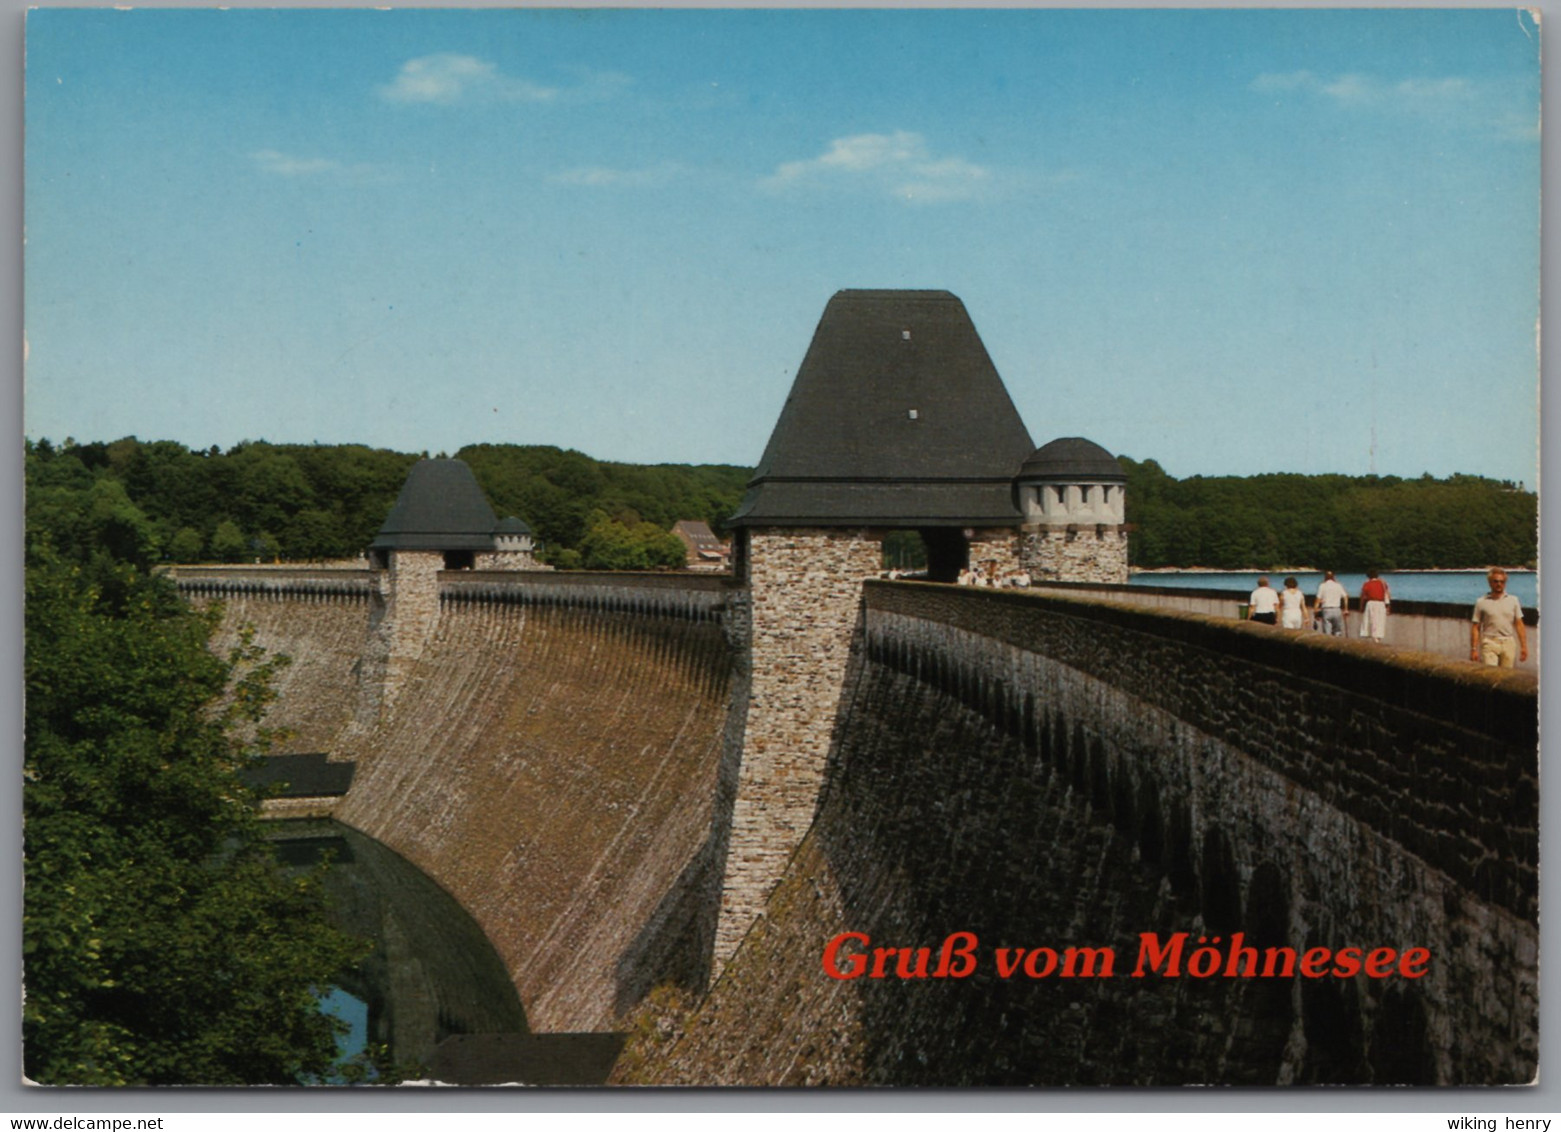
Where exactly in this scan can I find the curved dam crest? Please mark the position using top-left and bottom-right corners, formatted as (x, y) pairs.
(185, 566), (1536, 1085)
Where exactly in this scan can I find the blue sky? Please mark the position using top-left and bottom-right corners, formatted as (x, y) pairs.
(24, 8), (1541, 486)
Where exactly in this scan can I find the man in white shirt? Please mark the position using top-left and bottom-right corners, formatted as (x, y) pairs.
(1471, 568), (1528, 668)
(1314, 570), (1349, 637)
(1248, 577), (1280, 626)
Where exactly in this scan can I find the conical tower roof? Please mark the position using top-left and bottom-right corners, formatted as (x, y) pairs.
(731, 290), (1035, 527)
(371, 458), (499, 551)
(1019, 437), (1125, 482)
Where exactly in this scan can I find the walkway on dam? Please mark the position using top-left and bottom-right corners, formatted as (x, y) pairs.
(1022, 578), (1540, 668)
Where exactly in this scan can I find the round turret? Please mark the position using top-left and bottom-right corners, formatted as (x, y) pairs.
(1014, 437), (1126, 526)
(492, 516), (536, 554)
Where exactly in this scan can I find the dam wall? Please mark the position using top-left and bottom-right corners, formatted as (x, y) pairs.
(175, 566), (742, 1035)
(628, 583), (1537, 1086)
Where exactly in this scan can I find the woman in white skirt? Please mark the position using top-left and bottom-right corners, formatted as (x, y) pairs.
(1279, 576), (1309, 630)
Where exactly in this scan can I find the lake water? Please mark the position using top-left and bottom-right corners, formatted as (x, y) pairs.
(273, 821), (529, 1078)
(1130, 570), (1538, 609)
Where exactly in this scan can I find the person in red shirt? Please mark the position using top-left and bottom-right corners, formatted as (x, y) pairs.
(1359, 570), (1390, 643)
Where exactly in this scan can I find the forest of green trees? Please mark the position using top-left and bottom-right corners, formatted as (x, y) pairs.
(1119, 458), (1537, 571)
(24, 437), (751, 573)
(25, 435), (1537, 573)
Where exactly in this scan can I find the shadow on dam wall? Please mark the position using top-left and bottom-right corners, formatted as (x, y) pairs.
(629, 584), (1537, 1087)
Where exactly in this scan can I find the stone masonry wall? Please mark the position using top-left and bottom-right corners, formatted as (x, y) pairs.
(195, 589), (371, 755)
(965, 528), (1023, 579)
(475, 550), (544, 571)
(383, 551), (443, 704)
(626, 583), (1537, 1086)
(713, 528), (883, 970)
(1020, 527), (1129, 584)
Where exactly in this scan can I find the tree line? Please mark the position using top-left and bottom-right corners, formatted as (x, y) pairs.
(25, 437), (751, 572)
(1120, 458), (1536, 571)
(26, 436), (1536, 573)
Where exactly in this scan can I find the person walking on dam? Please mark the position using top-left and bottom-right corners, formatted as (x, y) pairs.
(1359, 570), (1390, 643)
(1315, 570), (1349, 636)
(1278, 576), (1309, 630)
(1248, 576), (1280, 625)
(1471, 567), (1528, 668)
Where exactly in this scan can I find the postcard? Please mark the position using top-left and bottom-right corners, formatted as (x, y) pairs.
(21, 8), (1540, 1089)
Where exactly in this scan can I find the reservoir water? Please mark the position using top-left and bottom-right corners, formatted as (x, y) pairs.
(1129, 570), (1537, 609)
(271, 821), (529, 1078)
(273, 819), (624, 1085)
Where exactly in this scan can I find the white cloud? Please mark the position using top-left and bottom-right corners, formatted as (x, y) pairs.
(1252, 70), (1479, 111)
(377, 55), (629, 107)
(249, 149), (393, 184)
(378, 53), (557, 105)
(763, 131), (991, 204)
(548, 162), (685, 188)
(1249, 69), (1535, 141)
(1250, 70), (1318, 93)
(251, 149), (339, 177)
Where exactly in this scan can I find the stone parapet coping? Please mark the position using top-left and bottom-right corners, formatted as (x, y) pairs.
(166, 565), (377, 597)
(443, 569), (736, 593)
(866, 580), (1537, 751)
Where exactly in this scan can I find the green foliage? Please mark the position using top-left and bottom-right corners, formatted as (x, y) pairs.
(209, 520), (248, 564)
(458, 443), (749, 559)
(23, 552), (368, 1084)
(1118, 458), (1536, 570)
(577, 510), (688, 571)
(167, 527), (205, 563)
(35, 434), (1527, 574)
(26, 437), (746, 570)
(881, 530), (928, 571)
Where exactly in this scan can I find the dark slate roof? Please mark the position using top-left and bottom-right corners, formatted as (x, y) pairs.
(731, 290), (1035, 527)
(371, 459), (500, 551)
(494, 516), (533, 536)
(1018, 437), (1126, 482)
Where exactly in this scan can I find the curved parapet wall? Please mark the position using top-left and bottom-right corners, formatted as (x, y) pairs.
(170, 565), (379, 599)
(441, 569), (730, 620)
(632, 582), (1536, 1086)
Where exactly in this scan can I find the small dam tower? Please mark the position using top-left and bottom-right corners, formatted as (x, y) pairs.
(362, 458), (536, 720)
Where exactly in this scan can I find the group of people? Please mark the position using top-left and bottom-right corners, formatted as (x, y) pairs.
(1246, 568), (1529, 668)
(954, 565), (1031, 588)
